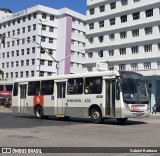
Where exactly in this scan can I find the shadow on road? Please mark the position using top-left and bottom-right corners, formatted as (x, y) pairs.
(0, 111), (147, 130)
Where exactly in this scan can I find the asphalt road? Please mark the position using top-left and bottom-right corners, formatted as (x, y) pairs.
(0, 107), (160, 156)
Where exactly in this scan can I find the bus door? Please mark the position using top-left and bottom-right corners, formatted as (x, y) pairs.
(57, 82), (66, 115)
(20, 84), (27, 114)
(105, 80), (116, 117)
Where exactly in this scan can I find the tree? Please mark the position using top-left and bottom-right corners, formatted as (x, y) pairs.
(0, 70), (4, 75)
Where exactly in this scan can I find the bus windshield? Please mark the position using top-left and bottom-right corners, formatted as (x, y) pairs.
(120, 71), (149, 103)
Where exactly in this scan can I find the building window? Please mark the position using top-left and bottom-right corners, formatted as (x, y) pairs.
(26, 60), (29, 66)
(98, 36), (104, 43)
(22, 16), (25, 22)
(28, 14), (31, 20)
(33, 24), (36, 30)
(145, 27), (152, 35)
(89, 23), (94, 30)
(20, 71), (23, 78)
(157, 62), (160, 69)
(119, 64), (126, 71)
(42, 25), (46, 31)
(40, 60), (45, 65)
(31, 71), (35, 77)
(21, 49), (24, 55)
(16, 61), (19, 67)
(48, 61), (52, 66)
(121, 15), (127, 23)
(15, 72), (18, 78)
(33, 13), (37, 19)
(17, 29), (20, 35)
(119, 48), (126, 55)
(133, 0), (140, 3)
(157, 43), (160, 51)
(50, 15), (55, 21)
(89, 8), (94, 15)
(87, 67), (93, 72)
(31, 59), (35, 65)
(109, 18), (115, 25)
(121, 0), (128, 6)
(132, 29), (139, 37)
(110, 2), (116, 9)
(11, 62), (14, 67)
(41, 36), (46, 42)
(88, 52), (93, 58)
(26, 71), (29, 77)
(99, 21), (104, 28)
(21, 60), (24, 66)
(88, 37), (94, 44)
(22, 27), (25, 33)
(144, 62), (151, 69)
(32, 47), (35, 53)
(28, 26), (31, 32)
(132, 46), (139, 54)
(49, 26), (54, 32)
(120, 31), (127, 39)
(27, 48), (30, 54)
(131, 63), (138, 71)
(108, 66), (114, 71)
(27, 37), (30, 43)
(42, 13), (47, 19)
(109, 34), (115, 41)
(99, 5), (105, 12)
(12, 41), (15, 46)
(109, 50), (114, 56)
(16, 50), (19, 56)
(145, 9), (153, 17)
(98, 50), (103, 58)
(22, 38), (25, 44)
(144, 44), (152, 52)
(49, 38), (54, 43)
(133, 12), (140, 20)
(41, 48), (45, 54)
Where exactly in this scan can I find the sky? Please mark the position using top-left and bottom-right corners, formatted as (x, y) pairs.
(0, 0), (87, 15)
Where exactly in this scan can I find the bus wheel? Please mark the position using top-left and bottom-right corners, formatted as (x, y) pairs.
(117, 118), (128, 123)
(90, 108), (102, 124)
(35, 106), (43, 119)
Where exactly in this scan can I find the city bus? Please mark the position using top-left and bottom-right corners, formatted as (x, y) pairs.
(12, 70), (150, 123)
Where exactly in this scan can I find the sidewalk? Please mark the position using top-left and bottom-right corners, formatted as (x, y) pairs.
(0, 106), (12, 113)
(150, 112), (160, 116)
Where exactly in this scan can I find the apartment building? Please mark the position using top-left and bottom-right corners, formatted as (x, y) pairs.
(0, 5), (86, 83)
(86, 0), (160, 107)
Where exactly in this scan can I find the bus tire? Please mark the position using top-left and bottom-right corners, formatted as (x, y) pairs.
(34, 106), (43, 119)
(117, 118), (128, 123)
(90, 108), (102, 124)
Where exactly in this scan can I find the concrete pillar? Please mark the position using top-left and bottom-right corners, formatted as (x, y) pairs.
(151, 80), (157, 108)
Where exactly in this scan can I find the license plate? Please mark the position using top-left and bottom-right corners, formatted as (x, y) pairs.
(130, 106), (138, 112)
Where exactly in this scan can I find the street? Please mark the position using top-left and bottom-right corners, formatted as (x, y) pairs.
(0, 107), (160, 155)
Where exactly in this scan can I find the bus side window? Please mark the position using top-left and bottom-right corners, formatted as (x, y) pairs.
(41, 80), (54, 95)
(0, 85), (3, 91)
(67, 78), (83, 94)
(84, 77), (102, 94)
(28, 81), (40, 96)
(13, 83), (18, 96)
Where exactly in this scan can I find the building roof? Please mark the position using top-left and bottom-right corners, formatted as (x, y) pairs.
(0, 8), (12, 13)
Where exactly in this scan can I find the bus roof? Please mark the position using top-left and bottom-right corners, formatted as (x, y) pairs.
(14, 70), (120, 83)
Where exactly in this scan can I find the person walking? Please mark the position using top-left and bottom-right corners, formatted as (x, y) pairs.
(152, 104), (157, 114)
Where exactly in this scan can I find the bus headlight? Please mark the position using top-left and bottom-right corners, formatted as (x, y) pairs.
(146, 104), (150, 111)
(124, 103), (130, 111)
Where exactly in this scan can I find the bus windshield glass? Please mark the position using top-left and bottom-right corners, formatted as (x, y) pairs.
(120, 71), (148, 103)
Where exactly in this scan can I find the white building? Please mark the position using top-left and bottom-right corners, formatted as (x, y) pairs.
(0, 5), (86, 83)
(86, 0), (160, 108)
